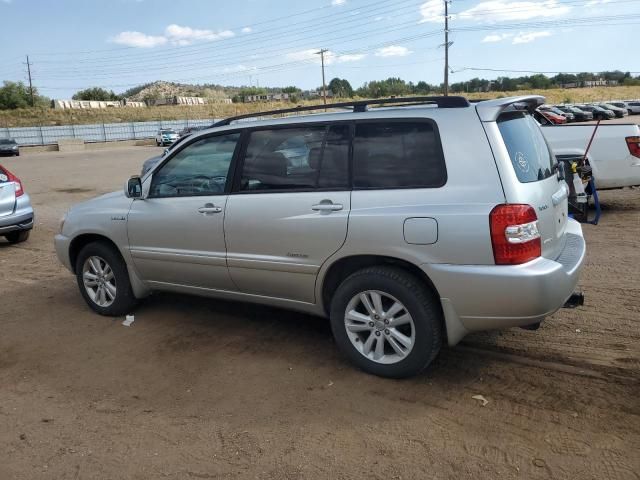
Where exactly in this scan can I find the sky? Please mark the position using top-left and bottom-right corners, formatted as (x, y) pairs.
(0, 0), (638, 99)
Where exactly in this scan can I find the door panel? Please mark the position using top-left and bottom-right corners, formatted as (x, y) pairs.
(224, 192), (350, 303)
(127, 195), (234, 290)
(224, 123), (351, 303)
(127, 132), (240, 290)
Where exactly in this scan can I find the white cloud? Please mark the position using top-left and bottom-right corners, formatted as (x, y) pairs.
(458, 1), (571, 22)
(512, 30), (552, 44)
(585, 0), (613, 5)
(336, 53), (366, 62)
(241, 27), (252, 33)
(331, 0), (346, 5)
(164, 24), (234, 45)
(375, 45), (412, 57)
(111, 31), (167, 48)
(222, 64), (256, 74)
(482, 33), (513, 42)
(111, 24), (235, 48)
(419, 0), (445, 23)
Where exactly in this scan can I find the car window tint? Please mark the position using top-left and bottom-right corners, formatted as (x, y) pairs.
(239, 126), (326, 192)
(150, 133), (239, 198)
(352, 122), (446, 189)
(498, 112), (555, 184)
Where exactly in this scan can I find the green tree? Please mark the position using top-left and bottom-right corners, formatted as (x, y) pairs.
(0, 81), (34, 109)
(328, 78), (354, 98)
(72, 87), (120, 101)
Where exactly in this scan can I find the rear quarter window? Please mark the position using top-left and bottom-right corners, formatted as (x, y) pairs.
(497, 112), (555, 183)
(352, 121), (446, 189)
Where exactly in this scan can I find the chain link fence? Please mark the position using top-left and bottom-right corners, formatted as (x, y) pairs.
(0, 119), (219, 146)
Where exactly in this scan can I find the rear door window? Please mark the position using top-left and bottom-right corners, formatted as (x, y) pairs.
(236, 124), (349, 192)
(352, 122), (446, 189)
(497, 112), (555, 183)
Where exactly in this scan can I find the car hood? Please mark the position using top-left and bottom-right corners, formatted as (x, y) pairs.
(69, 190), (130, 214)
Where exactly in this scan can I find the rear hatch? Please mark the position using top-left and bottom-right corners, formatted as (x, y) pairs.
(496, 111), (568, 260)
(0, 168), (16, 217)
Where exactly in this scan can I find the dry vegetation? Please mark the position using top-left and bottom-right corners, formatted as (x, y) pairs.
(1, 86), (639, 128)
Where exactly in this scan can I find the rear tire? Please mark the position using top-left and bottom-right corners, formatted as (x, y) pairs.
(329, 266), (442, 379)
(75, 241), (138, 316)
(5, 230), (30, 244)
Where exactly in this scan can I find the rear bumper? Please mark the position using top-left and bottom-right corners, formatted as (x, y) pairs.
(0, 194), (34, 234)
(425, 219), (586, 345)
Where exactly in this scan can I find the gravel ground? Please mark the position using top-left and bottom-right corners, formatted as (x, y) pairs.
(0, 146), (638, 480)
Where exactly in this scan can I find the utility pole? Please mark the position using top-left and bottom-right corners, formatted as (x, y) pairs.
(443, 1), (450, 96)
(25, 55), (35, 106)
(316, 49), (329, 106)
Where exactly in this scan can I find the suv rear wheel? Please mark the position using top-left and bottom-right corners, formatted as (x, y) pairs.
(330, 266), (442, 378)
(75, 242), (138, 316)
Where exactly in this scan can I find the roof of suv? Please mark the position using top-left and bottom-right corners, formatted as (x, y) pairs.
(192, 95), (546, 137)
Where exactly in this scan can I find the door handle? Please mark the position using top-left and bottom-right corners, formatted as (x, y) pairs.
(198, 203), (222, 214)
(312, 201), (343, 213)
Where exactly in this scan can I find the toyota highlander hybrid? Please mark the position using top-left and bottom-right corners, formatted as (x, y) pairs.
(55, 96), (586, 378)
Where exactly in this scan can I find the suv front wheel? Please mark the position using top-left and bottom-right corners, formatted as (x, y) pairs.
(330, 266), (442, 378)
(75, 242), (138, 316)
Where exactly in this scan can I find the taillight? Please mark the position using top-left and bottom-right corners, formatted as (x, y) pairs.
(490, 204), (541, 265)
(626, 136), (640, 158)
(0, 167), (24, 197)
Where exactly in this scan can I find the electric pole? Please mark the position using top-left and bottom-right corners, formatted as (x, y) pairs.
(443, 1), (450, 96)
(316, 49), (329, 106)
(25, 55), (35, 106)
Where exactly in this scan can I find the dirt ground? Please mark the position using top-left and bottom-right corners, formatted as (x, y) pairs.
(0, 146), (638, 480)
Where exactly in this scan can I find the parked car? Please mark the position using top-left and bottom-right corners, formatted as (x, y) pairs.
(539, 105), (574, 122)
(0, 138), (19, 156)
(0, 164), (33, 243)
(538, 119), (640, 190)
(597, 103), (627, 118)
(576, 105), (614, 120)
(155, 128), (178, 146)
(609, 101), (640, 115)
(537, 108), (567, 124)
(55, 96), (586, 378)
(555, 105), (593, 122)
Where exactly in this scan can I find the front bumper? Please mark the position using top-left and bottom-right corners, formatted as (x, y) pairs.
(54, 233), (73, 271)
(425, 219), (586, 345)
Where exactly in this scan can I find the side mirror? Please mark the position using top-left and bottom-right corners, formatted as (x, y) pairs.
(125, 176), (142, 198)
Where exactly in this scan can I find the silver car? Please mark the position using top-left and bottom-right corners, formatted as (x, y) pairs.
(0, 164), (33, 243)
(55, 96), (586, 378)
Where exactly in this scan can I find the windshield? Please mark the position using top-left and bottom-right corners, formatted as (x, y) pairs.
(498, 111), (555, 183)
(0, 139), (15, 145)
(160, 129), (176, 134)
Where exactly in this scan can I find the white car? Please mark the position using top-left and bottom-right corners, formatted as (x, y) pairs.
(155, 129), (178, 146)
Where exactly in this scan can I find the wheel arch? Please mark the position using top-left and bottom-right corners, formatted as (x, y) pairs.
(320, 255), (442, 316)
(68, 233), (123, 274)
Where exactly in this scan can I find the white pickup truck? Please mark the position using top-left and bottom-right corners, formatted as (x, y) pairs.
(538, 120), (640, 190)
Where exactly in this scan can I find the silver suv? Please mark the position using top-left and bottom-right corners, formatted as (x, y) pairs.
(55, 96), (586, 378)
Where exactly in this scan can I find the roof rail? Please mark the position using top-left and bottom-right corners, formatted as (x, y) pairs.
(211, 96), (470, 127)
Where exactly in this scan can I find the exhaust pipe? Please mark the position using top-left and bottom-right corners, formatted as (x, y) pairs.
(563, 291), (584, 309)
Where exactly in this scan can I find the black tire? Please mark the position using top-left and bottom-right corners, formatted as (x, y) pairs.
(75, 241), (138, 316)
(4, 230), (30, 244)
(329, 266), (442, 379)
(15, 151), (19, 156)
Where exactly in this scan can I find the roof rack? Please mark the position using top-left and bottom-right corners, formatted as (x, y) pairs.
(211, 96), (470, 127)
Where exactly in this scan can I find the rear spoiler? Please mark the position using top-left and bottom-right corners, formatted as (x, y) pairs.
(474, 96), (546, 122)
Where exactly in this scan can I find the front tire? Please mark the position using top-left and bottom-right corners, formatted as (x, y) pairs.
(75, 242), (138, 316)
(330, 266), (442, 378)
(5, 230), (30, 244)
